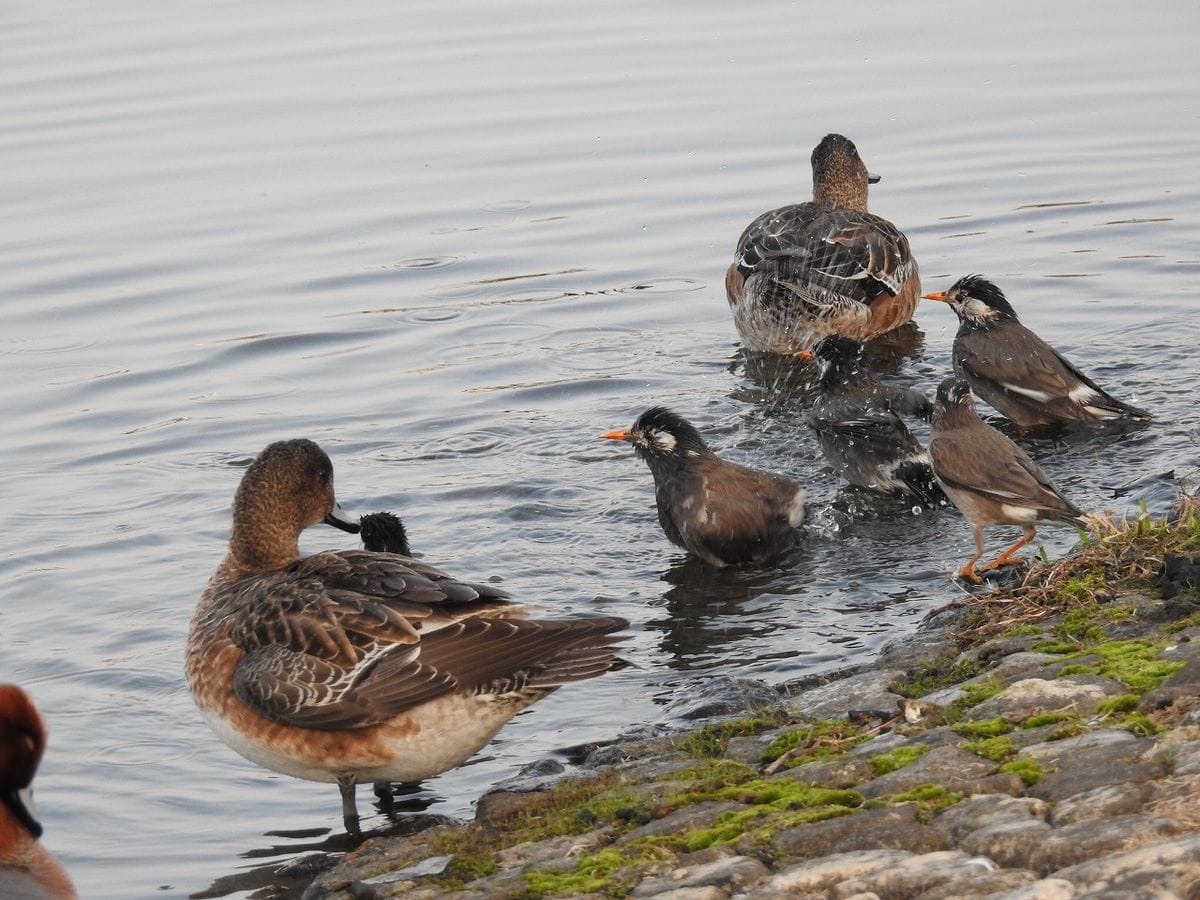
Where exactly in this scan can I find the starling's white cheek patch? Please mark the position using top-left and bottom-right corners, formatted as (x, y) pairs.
(1003, 383), (1053, 402)
(651, 430), (677, 452)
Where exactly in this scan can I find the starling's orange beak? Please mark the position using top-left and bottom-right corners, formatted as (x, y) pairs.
(922, 291), (950, 302)
(600, 429), (630, 441)
(794, 349), (815, 361)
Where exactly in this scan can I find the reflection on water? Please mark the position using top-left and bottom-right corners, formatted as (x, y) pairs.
(2, 0), (1198, 897)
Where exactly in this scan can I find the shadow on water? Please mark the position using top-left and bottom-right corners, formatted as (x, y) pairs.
(190, 789), (449, 899)
(646, 544), (817, 671)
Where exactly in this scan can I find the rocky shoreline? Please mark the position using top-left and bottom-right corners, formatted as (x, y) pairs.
(294, 504), (1200, 900)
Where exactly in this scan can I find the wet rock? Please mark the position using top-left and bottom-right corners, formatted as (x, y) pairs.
(831, 849), (1004, 898)
(1050, 782), (1155, 826)
(783, 669), (906, 722)
(1050, 832), (1200, 894)
(966, 678), (1117, 722)
(933, 795), (1048, 842)
(1025, 814), (1182, 874)
(628, 853), (770, 897)
(740, 849), (913, 896)
(770, 804), (948, 858)
(663, 676), (785, 721)
(856, 745), (997, 799)
(877, 631), (961, 671)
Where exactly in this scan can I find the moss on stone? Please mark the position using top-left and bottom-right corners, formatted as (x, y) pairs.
(1097, 694), (1140, 715)
(759, 720), (867, 767)
(1002, 624), (1044, 637)
(962, 736), (1018, 762)
(886, 784), (965, 820)
(999, 757), (1046, 786)
(951, 717), (1014, 739)
(1118, 713), (1164, 737)
(674, 714), (785, 758)
(522, 846), (640, 898)
(892, 656), (987, 699)
(1085, 640), (1185, 693)
(1047, 721), (1088, 741)
(868, 743), (930, 775)
(1020, 711), (1080, 729)
(943, 676), (1007, 724)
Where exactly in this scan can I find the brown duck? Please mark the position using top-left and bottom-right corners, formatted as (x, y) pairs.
(726, 133), (920, 354)
(186, 439), (627, 832)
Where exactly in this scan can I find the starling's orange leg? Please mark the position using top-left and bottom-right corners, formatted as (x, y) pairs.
(954, 526), (986, 584)
(980, 527), (1036, 572)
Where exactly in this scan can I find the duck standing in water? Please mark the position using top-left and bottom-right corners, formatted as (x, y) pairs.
(923, 275), (1151, 428)
(602, 407), (805, 567)
(186, 438), (627, 831)
(726, 133), (920, 354)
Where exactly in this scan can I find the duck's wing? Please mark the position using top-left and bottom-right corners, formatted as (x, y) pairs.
(233, 615), (627, 731)
(736, 204), (916, 310)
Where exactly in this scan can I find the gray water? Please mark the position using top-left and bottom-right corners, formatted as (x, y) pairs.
(3, 1), (1198, 896)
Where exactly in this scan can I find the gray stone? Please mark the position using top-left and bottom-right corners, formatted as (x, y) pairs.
(1050, 782), (1155, 826)
(856, 745), (997, 799)
(739, 849), (913, 895)
(934, 795), (1049, 842)
(967, 678), (1116, 722)
(960, 818), (1054, 869)
(770, 804), (948, 859)
(990, 652), (1066, 681)
(910, 869), (1039, 899)
(877, 632), (962, 671)
(1019, 730), (1164, 802)
(664, 676), (785, 721)
(1026, 814), (1182, 875)
(784, 669), (906, 721)
(987, 878), (1077, 899)
(848, 731), (911, 758)
(497, 830), (610, 871)
(629, 854), (771, 897)
(773, 756), (875, 790)
(831, 849), (1005, 898)
(636, 888), (726, 900)
(1166, 739), (1200, 775)
(1050, 832), (1200, 894)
